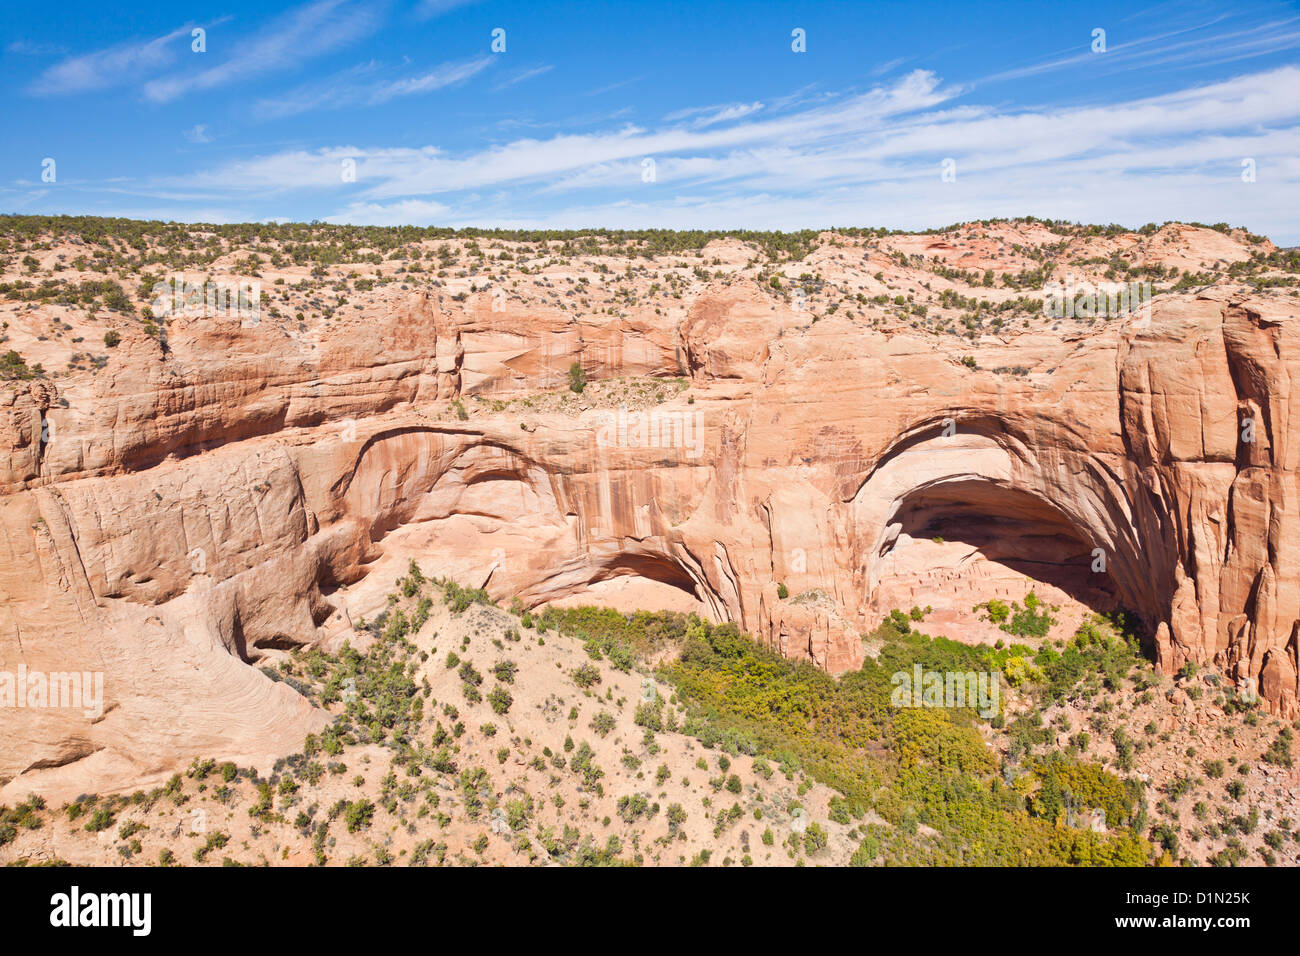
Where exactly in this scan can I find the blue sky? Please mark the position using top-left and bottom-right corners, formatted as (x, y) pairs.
(4, 0), (1300, 240)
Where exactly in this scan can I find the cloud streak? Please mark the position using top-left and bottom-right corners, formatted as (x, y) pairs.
(143, 0), (382, 103)
(146, 63), (1300, 241)
(254, 56), (493, 118)
(493, 65), (555, 91)
(30, 25), (194, 95)
(26, 1), (382, 103)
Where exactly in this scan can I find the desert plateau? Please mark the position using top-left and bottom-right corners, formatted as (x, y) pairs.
(0, 214), (1296, 869)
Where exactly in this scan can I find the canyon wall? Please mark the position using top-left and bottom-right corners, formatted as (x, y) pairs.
(2, 282), (1297, 799)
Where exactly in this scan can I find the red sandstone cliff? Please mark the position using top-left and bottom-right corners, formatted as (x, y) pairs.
(1, 221), (1294, 799)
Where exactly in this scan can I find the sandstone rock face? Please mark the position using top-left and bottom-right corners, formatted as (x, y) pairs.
(2, 224), (1296, 799)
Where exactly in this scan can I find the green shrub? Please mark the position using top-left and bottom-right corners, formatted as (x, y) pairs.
(1262, 728), (1294, 768)
(0, 350), (43, 380)
(984, 599), (1010, 624)
(344, 799), (375, 832)
(488, 686), (513, 715)
(193, 831), (229, 862)
(84, 808), (115, 833)
(568, 362), (586, 393)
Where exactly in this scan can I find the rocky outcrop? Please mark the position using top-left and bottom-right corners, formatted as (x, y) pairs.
(2, 229), (1297, 800)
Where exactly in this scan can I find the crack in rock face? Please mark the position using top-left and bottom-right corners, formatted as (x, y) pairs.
(1, 223), (1297, 800)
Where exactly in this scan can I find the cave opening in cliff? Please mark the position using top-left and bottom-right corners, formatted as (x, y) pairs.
(874, 478), (1124, 644)
(547, 552), (722, 620)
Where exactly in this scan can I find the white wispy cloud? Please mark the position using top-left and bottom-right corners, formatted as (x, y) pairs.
(254, 56), (493, 118)
(493, 65), (554, 91)
(7, 40), (67, 56)
(174, 70), (957, 197)
(368, 57), (493, 102)
(326, 198), (453, 224)
(149, 62), (1300, 241)
(142, 0), (382, 103)
(30, 25), (194, 95)
(978, 15), (1299, 86)
(869, 57), (911, 77)
(414, 0), (483, 20)
(583, 76), (643, 97)
(251, 61), (382, 118)
(664, 101), (766, 127)
(25, 1), (378, 102)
